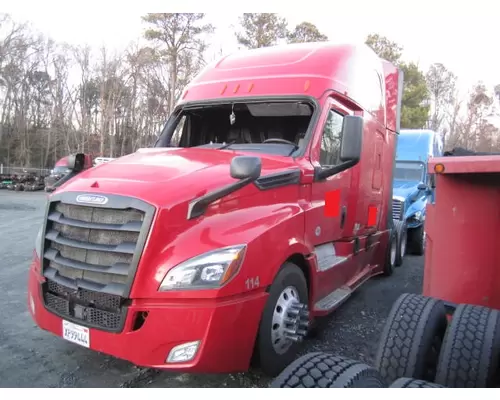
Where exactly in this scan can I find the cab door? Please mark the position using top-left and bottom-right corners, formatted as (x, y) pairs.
(305, 98), (355, 300)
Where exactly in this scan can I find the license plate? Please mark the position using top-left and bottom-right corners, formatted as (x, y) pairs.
(62, 320), (90, 348)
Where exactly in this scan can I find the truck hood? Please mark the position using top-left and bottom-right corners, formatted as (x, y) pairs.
(393, 179), (419, 200)
(58, 147), (299, 208)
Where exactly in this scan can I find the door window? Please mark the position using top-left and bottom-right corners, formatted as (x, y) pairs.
(320, 110), (344, 167)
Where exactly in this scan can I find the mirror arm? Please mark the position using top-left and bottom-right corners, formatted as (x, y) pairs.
(187, 176), (254, 220)
(315, 159), (357, 181)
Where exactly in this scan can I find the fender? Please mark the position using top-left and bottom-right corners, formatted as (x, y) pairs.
(130, 188), (314, 299)
(405, 196), (427, 228)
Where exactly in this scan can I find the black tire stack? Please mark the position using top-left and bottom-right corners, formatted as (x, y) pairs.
(269, 293), (500, 388)
(375, 293), (500, 388)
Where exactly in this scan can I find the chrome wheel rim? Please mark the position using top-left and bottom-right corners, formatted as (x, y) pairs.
(271, 286), (303, 354)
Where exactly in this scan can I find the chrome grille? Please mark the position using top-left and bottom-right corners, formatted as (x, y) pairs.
(40, 192), (155, 332)
(392, 198), (404, 220)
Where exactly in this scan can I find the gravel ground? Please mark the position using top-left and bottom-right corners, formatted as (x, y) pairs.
(0, 191), (424, 388)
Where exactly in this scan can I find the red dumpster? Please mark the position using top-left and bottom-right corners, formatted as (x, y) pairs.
(423, 154), (500, 310)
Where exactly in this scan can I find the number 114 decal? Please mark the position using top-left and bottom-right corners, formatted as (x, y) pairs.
(245, 276), (260, 290)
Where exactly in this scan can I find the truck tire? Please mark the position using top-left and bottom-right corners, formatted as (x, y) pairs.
(393, 219), (407, 267)
(374, 293), (447, 383)
(390, 377), (444, 388)
(409, 224), (425, 256)
(382, 229), (397, 276)
(270, 352), (387, 388)
(256, 262), (310, 377)
(435, 304), (500, 388)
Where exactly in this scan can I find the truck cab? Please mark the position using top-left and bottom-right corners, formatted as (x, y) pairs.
(28, 42), (403, 377)
(392, 129), (443, 257)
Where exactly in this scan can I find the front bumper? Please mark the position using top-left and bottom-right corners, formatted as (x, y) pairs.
(28, 261), (268, 373)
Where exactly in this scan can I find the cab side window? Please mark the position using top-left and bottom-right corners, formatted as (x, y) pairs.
(320, 110), (344, 166)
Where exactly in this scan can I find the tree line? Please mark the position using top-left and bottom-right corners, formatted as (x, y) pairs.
(0, 12), (499, 169)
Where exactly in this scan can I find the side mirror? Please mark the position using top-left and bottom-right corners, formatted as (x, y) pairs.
(417, 182), (427, 191)
(429, 174), (436, 189)
(340, 115), (363, 163)
(315, 115), (364, 181)
(230, 156), (262, 181)
(67, 153), (86, 172)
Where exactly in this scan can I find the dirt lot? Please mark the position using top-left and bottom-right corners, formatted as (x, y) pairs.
(0, 191), (424, 388)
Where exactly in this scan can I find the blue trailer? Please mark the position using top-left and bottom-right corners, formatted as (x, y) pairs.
(392, 129), (443, 264)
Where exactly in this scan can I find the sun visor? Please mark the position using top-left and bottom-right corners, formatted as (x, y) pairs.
(246, 102), (313, 117)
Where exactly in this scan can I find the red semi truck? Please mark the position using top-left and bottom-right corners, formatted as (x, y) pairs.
(28, 42), (404, 376)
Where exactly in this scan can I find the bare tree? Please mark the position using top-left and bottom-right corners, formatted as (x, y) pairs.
(0, 13), (498, 170)
(426, 63), (457, 132)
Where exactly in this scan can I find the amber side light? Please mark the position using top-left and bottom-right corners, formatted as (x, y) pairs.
(304, 80), (310, 92)
(220, 247), (246, 286)
(434, 163), (445, 174)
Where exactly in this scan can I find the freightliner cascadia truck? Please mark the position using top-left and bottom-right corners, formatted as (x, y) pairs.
(28, 41), (403, 376)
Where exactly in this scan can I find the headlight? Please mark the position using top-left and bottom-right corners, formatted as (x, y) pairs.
(35, 225), (43, 258)
(414, 211), (422, 220)
(158, 245), (247, 291)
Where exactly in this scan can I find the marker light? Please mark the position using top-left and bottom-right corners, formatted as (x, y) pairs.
(434, 163), (445, 174)
(304, 80), (310, 92)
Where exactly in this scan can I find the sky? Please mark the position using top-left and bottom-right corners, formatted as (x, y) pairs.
(3, 0), (499, 101)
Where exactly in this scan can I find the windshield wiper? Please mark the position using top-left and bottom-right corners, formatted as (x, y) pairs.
(218, 141), (236, 150)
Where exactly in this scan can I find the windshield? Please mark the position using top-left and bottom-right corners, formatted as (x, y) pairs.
(394, 161), (425, 182)
(155, 100), (315, 157)
(52, 166), (70, 175)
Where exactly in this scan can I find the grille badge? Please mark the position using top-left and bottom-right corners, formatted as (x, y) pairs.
(76, 194), (109, 205)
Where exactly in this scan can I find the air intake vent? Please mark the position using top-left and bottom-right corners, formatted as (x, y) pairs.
(255, 169), (301, 190)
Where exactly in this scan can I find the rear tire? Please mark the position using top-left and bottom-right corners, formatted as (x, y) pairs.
(256, 262), (309, 377)
(393, 219), (407, 267)
(390, 377), (444, 388)
(435, 304), (500, 388)
(374, 293), (447, 383)
(270, 352), (387, 388)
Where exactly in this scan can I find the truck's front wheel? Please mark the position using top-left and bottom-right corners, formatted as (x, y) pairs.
(393, 219), (408, 266)
(382, 229), (397, 276)
(409, 224), (425, 256)
(255, 262), (309, 377)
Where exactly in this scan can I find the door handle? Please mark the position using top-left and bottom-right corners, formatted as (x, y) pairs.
(340, 206), (347, 229)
